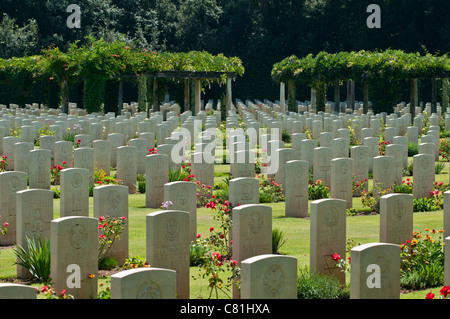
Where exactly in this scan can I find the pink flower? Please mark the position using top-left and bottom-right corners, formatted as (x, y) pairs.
(99, 216), (105, 222)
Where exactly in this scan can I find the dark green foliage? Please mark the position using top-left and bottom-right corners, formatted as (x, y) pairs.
(98, 257), (118, 270)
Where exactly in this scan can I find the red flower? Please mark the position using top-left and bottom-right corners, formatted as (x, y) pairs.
(99, 216), (105, 222)
(440, 286), (450, 298)
(426, 291), (435, 299)
(62, 161), (67, 165)
(331, 253), (341, 261)
(197, 233), (201, 239)
(209, 227), (214, 232)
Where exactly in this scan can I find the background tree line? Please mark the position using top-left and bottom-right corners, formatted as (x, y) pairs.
(1, 0), (450, 108)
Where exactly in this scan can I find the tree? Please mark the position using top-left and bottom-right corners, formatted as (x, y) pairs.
(0, 14), (39, 58)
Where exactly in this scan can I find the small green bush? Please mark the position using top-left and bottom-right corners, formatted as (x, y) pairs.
(435, 162), (445, 174)
(272, 229), (287, 254)
(190, 240), (211, 266)
(52, 188), (60, 198)
(13, 235), (51, 283)
(122, 256), (149, 269)
(214, 189), (229, 204)
(138, 180), (146, 194)
(297, 266), (349, 299)
(308, 180), (330, 200)
(98, 257), (118, 270)
(407, 142), (419, 157)
(259, 192), (273, 203)
(168, 168), (189, 182)
(413, 197), (440, 212)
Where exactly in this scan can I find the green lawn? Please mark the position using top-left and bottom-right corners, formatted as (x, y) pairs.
(0, 161), (448, 300)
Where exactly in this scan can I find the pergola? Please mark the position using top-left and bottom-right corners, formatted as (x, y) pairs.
(272, 51), (450, 123)
(116, 71), (238, 117)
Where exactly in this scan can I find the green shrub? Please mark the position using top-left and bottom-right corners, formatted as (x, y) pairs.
(190, 240), (211, 266)
(259, 192), (273, 203)
(413, 197), (440, 212)
(138, 180), (146, 194)
(213, 189), (229, 204)
(13, 235), (51, 283)
(308, 180), (330, 200)
(393, 180), (413, 194)
(52, 188), (60, 198)
(282, 130), (291, 143)
(297, 266), (349, 299)
(435, 162), (445, 174)
(168, 168), (190, 182)
(272, 229), (287, 254)
(98, 257), (118, 270)
(407, 142), (419, 157)
(400, 229), (445, 290)
(122, 256), (149, 269)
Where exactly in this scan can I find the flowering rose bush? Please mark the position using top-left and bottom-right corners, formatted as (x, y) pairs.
(192, 200), (240, 298)
(0, 155), (7, 172)
(50, 160), (66, 185)
(426, 286), (450, 299)
(378, 140), (390, 155)
(98, 215), (127, 263)
(259, 177), (285, 203)
(440, 138), (449, 161)
(352, 178), (367, 196)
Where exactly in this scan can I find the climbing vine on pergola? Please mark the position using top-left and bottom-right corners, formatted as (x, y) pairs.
(0, 37), (245, 115)
(271, 50), (450, 120)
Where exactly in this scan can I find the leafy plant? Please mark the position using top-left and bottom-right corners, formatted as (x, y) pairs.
(272, 228), (287, 254)
(393, 179), (413, 194)
(413, 197), (440, 212)
(400, 229), (445, 290)
(93, 168), (121, 186)
(308, 179), (330, 200)
(440, 138), (450, 161)
(13, 235), (51, 283)
(297, 266), (348, 299)
(98, 215), (127, 263)
(192, 200), (241, 299)
(168, 168), (191, 182)
(435, 162), (445, 174)
(37, 285), (73, 299)
(259, 177), (285, 203)
(408, 142), (419, 157)
(98, 257), (118, 270)
(360, 183), (393, 213)
(0, 155), (7, 172)
(122, 256), (150, 270)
